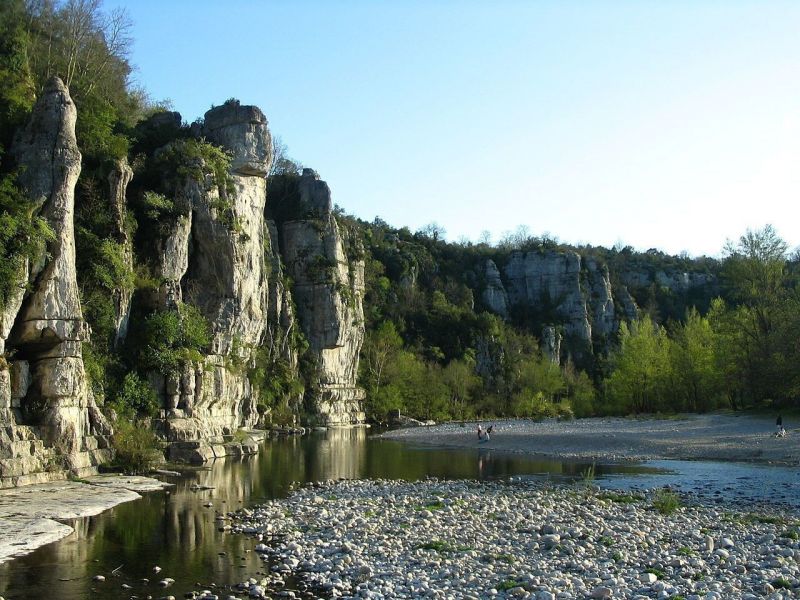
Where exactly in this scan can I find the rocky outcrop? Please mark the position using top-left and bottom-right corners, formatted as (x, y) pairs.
(615, 285), (639, 323)
(541, 326), (562, 365)
(263, 220), (300, 380)
(108, 158), (134, 345)
(203, 101), (271, 176)
(481, 259), (509, 318)
(281, 170), (366, 425)
(149, 103), (276, 443)
(0, 77), (111, 488)
(620, 268), (716, 295)
(585, 257), (616, 340)
(480, 247), (721, 362)
(504, 250), (592, 345)
(142, 106), (365, 447)
(483, 250), (639, 361)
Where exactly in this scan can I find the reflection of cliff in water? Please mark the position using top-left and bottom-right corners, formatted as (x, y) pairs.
(0, 455), (270, 600)
(307, 427), (368, 480)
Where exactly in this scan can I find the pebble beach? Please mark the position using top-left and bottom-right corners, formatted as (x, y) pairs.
(225, 478), (800, 600)
(209, 415), (800, 600)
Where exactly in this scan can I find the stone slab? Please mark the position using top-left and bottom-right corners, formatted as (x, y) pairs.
(0, 475), (171, 563)
(0, 516), (74, 563)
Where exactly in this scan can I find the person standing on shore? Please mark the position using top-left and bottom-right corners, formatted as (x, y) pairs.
(777, 414), (783, 436)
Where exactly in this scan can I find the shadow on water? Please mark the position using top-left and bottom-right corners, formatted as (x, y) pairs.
(1, 427), (797, 599)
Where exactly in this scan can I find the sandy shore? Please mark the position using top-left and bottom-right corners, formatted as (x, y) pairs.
(379, 414), (800, 465)
(0, 474), (172, 563)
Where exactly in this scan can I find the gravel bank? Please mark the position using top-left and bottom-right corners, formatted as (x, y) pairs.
(378, 414), (800, 465)
(227, 478), (800, 600)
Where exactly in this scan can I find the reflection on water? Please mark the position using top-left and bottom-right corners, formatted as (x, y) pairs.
(1, 428), (797, 599)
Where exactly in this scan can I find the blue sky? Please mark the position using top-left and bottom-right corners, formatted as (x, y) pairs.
(114, 1), (800, 257)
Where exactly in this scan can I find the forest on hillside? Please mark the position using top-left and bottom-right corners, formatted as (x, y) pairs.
(1, 0), (799, 429)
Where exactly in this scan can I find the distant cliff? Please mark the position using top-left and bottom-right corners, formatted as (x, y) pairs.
(478, 247), (716, 363)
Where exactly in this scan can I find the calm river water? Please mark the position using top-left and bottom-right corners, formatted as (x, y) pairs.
(1, 428), (798, 599)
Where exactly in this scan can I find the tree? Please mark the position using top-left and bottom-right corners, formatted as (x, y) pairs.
(720, 225), (791, 404)
(564, 361), (595, 417)
(362, 321), (402, 395)
(442, 355), (480, 420)
(269, 134), (302, 176)
(723, 225), (787, 309)
(25, 0), (133, 95)
(0, 0), (35, 149)
(669, 308), (723, 412)
(24, 0), (137, 159)
(604, 319), (672, 413)
(416, 222), (446, 242)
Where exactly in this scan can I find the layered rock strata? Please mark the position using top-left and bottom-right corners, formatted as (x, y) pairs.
(0, 78), (111, 488)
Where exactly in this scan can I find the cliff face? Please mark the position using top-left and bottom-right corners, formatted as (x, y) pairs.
(108, 158), (134, 346)
(482, 247), (715, 361)
(281, 170), (366, 425)
(481, 259), (509, 319)
(146, 107), (365, 443)
(504, 250), (594, 349)
(148, 103), (275, 442)
(0, 78), (111, 488)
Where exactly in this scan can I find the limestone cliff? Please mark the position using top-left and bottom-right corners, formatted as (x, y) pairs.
(148, 103), (277, 443)
(480, 246), (720, 362)
(145, 105), (365, 446)
(481, 259), (509, 319)
(107, 158), (134, 346)
(483, 250), (630, 361)
(280, 170), (366, 426)
(0, 78), (111, 488)
(503, 250), (593, 357)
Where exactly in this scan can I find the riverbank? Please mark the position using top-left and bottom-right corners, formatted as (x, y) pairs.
(379, 414), (800, 465)
(0, 474), (172, 563)
(229, 478), (800, 599)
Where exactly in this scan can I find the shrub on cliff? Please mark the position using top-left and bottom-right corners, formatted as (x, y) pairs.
(111, 418), (163, 474)
(137, 303), (211, 374)
(0, 168), (55, 310)
(115, 372), (159, 417)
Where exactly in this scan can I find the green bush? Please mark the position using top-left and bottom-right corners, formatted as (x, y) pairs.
(139, 302), (211, 375)
(115, 372), (159, 417)
(249, 345), (304, 415)
(111, 418), (163, 474)
(0, 170), (55, 310)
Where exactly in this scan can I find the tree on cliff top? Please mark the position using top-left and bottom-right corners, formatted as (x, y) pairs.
(22, 0), (139, 159)
(0, 0), (35, 151)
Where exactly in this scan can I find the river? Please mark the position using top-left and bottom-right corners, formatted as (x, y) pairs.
(1, 428), (798, 599)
